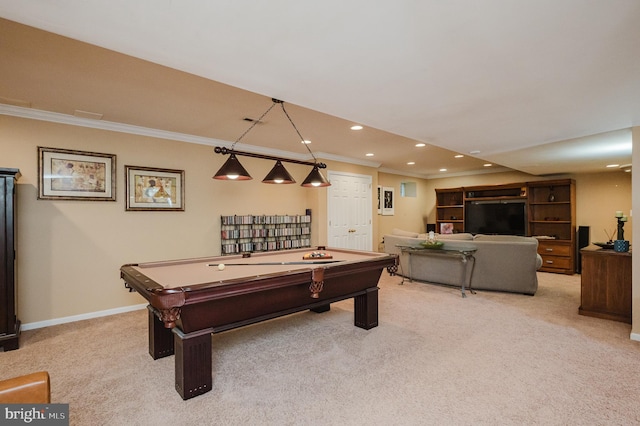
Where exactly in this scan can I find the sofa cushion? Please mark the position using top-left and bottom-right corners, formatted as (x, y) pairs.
(392, 228), (420, 238)
(437, 233), (474, 240)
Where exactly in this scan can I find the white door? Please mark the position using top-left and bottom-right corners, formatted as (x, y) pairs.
(327, 171), (372, 250)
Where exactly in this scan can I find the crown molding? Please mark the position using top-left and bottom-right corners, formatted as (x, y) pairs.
(0, 103), (384, 168)
(0, 103), (230, 145)
(312, 151), (381, 168)
(378, 165), (510, 180)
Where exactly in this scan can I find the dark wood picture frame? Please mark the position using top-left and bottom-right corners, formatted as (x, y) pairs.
(125, 165), (185, 211)
(38, 146), (116, 201)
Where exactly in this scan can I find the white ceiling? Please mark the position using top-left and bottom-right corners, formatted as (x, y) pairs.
(0, 0), (638, 177)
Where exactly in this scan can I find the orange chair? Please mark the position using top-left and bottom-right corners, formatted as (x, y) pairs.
(0, 371), (50, 403)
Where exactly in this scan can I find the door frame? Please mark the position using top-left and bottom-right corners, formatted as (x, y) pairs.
(326, 170), (373, 250)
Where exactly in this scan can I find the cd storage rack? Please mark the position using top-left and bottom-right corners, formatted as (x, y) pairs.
(220, 214), (311, 255)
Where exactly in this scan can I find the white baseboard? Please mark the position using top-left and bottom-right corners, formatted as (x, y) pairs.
(630, 332), (640, 342)
(21, 304), (147, 331)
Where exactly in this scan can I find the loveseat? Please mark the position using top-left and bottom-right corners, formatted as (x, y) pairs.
(383, 229), (542, 295)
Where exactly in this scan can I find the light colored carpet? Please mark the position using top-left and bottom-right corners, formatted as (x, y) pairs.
(2, 271), (639, 425)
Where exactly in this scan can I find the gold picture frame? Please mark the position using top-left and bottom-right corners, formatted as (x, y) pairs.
(125, 165), (184, 211)
(38, 146), (116, 201)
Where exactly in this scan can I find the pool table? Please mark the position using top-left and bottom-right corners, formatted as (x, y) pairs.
(120, 247), (397, 400)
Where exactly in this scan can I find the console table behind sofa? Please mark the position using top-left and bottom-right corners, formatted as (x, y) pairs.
(384, 231), (541, 295)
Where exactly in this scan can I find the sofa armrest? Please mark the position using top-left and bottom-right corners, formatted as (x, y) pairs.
(0, 371), (51, 403)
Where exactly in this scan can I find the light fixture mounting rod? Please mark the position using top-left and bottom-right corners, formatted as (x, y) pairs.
(214, 146), (326, 169)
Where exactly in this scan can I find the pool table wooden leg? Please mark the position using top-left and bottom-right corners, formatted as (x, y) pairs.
(173, 328), (213, 400)
(354, 287), (379, 330)
(148, 306), (174, 359)
(310, 304), (330, 313)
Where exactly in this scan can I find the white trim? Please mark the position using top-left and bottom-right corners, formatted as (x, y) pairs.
(312, 151), (381, 168)
(0, 104), (373, 167)
(21, 303), (147, 331)
(378, 165), (510, 179)
(631, 332), (640, 342)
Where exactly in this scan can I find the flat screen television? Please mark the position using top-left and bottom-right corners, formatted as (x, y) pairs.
(465, 200), (526, 236)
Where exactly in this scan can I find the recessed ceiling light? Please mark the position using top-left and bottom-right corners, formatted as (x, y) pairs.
(439, 168), (447, 172)
(483, 163), (492, 167)
(470, 150), (481, 155)
(606, 164), (619, 168)
(351, 125), (363, 130)
(365, 153), (374, 157)
(415, 143), (426, 147)
(407, 161), (415, 165)
(301, 140), (311, 144)
(454, 154), (464, 158)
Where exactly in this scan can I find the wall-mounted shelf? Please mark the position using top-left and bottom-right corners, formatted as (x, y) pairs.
(220, 214), (311, 255)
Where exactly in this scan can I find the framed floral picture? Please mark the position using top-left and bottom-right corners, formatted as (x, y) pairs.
(125, 165), (184, 211)
(38, 147), (116, 201)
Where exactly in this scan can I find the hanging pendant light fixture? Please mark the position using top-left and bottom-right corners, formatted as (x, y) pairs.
(262, 160), (296, 184)
(301, 164), (331, 187)
(213, 98), (330, 187)
(213, 152), (252, 180)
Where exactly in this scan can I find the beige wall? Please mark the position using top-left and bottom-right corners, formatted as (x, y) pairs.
(421, 171), (632, 243)
(377, 173), (432, 242)
(1, 114), (636, 336)
(0, 115), (331, 324)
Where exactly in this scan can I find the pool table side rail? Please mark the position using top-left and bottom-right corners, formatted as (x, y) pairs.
(121, 252), (397, 302)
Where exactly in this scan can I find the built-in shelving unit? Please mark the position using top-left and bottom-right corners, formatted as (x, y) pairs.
(435, 188), (464, 233)
(220, 214), (311, 255)
(435, 179), (576, 274)
(527, 179), (576, 274)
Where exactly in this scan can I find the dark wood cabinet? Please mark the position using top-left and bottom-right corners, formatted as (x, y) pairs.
(0, 168), (20, 351)
(528, 179), (576, 274)
(579, 247), (631, 323)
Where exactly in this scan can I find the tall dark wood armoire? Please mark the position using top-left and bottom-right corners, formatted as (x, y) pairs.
(0, 168), (20, 351)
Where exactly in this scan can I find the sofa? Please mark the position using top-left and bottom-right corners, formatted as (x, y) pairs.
(383, 229), (542, 295)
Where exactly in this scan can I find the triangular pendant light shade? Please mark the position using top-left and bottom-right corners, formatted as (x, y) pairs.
(213, 153), (252, 180)
(301, 165), (331, 187)
(262, 160), (296, 184)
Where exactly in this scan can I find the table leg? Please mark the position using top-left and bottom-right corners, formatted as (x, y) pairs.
(310, 304), (330, 313)
(400, 252), (412, 285)
(173, 328), (213, 400)
(459, 254), (476, 298)
(148, 306), (174, 359)
(354, 287), (379, 330)
(460, 257), (467, 298)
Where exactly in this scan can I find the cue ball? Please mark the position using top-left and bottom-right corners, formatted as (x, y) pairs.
(218, 263), (225, 271)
